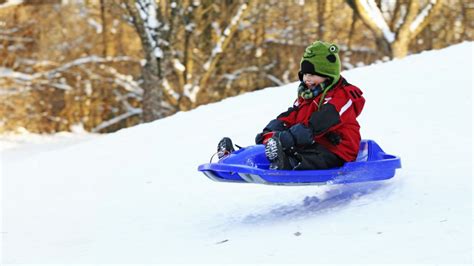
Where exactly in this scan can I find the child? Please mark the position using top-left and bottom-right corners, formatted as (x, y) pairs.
(218, 41), (365, 170)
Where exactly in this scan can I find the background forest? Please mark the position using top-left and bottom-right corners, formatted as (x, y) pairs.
(0, 0), (472, 133)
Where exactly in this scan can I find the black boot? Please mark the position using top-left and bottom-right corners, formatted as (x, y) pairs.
(217, 137), (235, 159)
(264, 136), (291, 170)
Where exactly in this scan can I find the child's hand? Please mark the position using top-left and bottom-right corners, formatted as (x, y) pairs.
(256, 119), (287, 144)
(275, 131), (295, 150)
(255, 132), (265, 144)
(263, 119), (286, 132)
(289, 123), (314, 146)
(276, 123), (313, 150)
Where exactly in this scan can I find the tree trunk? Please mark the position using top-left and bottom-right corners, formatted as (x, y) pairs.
(124, 0), (164, 122)
(375, 36), (392, 57)
(390, 40), (410, 58)
(347, 10), (357, 50)
(99, 0), (108, 57)
(142, 63), (163, 122)
(317, 0), (331, 41)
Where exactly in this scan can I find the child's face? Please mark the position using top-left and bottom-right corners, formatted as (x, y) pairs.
(303, 73), (327, 88)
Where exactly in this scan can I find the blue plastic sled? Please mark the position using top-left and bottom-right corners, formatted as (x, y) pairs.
(198, 140), (401, 186)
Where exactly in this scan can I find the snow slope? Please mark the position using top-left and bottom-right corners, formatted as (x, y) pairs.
(2, 42), (472, 264)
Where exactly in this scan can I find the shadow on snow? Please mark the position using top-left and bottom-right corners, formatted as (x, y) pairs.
(240, 180), (397, 225)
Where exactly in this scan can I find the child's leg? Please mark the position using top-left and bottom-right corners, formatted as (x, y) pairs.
(265, 137), (293, 170)
(291, 143), (345, 170)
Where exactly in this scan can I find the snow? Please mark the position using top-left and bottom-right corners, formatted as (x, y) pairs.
(205, 3), (248, 65)
(135, 0), (163, 58)
(87, 18), (103, 34)
(1, 42), (473, 264)
(153, 47), (163, 58)
(380, 0), (395, 19)
(0, 130), (98, 163)
(172, 58), (186, 72)
(49, 82), (73, 90)
(163, 78), (180, 101)
(50, 55), (137, 76)
(0, 67), (35, 81)
(183, 83), (199, 102)
(185, 22), (196, 32)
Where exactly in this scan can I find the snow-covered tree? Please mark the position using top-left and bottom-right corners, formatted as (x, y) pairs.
(0, 2), (145, 133)
(123, 0), (254, 112)
(346, 0), (444, 58)
(123, 0), (167, 122)
(1, 0), (470, 134)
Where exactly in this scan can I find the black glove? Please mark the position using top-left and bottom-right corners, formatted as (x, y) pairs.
(275, 130), (295, 150)
(255, 132), (265, 144)
(289, 123), (314, 146)
(263, 119), (286, 132)
(325, 131), (341, 145)
(256, 119), (287, 144)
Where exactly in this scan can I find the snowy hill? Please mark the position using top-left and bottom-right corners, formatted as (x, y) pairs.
(2, 42), (472, 264)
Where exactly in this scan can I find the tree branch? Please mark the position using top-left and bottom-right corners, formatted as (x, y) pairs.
(410, 0), (444, 40)
(350, 0), (394, 43)
(395, 0), (419, 42)
(196, 0), (252, 100)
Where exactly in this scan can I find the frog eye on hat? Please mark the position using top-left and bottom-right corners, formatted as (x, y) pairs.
(328, 44), (338, 53)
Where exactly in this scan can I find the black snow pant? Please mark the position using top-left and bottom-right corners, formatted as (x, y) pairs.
(285, 142), (345, 170)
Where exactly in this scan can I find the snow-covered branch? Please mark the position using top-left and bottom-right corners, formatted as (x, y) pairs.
(102, 66), (143, 95)
(91, 107), (142, 133)
(1, 56), (142, 96)
(162, 77), (180, 102)
(218, 63), (283, 88)
(350, 0), (444, 58)
(357, 0), (394, 43)
(410, 0), (436, 32)
(409, 0), (443, 38)
(265, 74), (284, 86)
(48, 56), (139, 77)
(183, 82), (199, 103)
(220, 66), (259, 82)
(0, 35), (33, 42)
(91, 90), (142, 132)
(0, 67), (37, 81)
(191, 1), (251, 103)
(203, 3), (249, 71)
(0, 55), (145, 132)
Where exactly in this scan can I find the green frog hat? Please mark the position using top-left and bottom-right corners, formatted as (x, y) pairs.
(299, 41), (341, 90)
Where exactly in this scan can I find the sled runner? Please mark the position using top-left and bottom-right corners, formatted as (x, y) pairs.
(198, 140), (401, 186)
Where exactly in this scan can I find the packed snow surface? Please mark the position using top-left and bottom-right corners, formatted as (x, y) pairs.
(1, 42), (472, 264)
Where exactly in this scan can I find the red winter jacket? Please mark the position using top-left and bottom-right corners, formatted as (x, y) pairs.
(273, 77), (365, 162)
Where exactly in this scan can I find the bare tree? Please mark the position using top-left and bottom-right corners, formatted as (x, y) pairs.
(346, 0), (443, 58)
(2, 0), (471, 134)
(123, 0), (253, 111)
